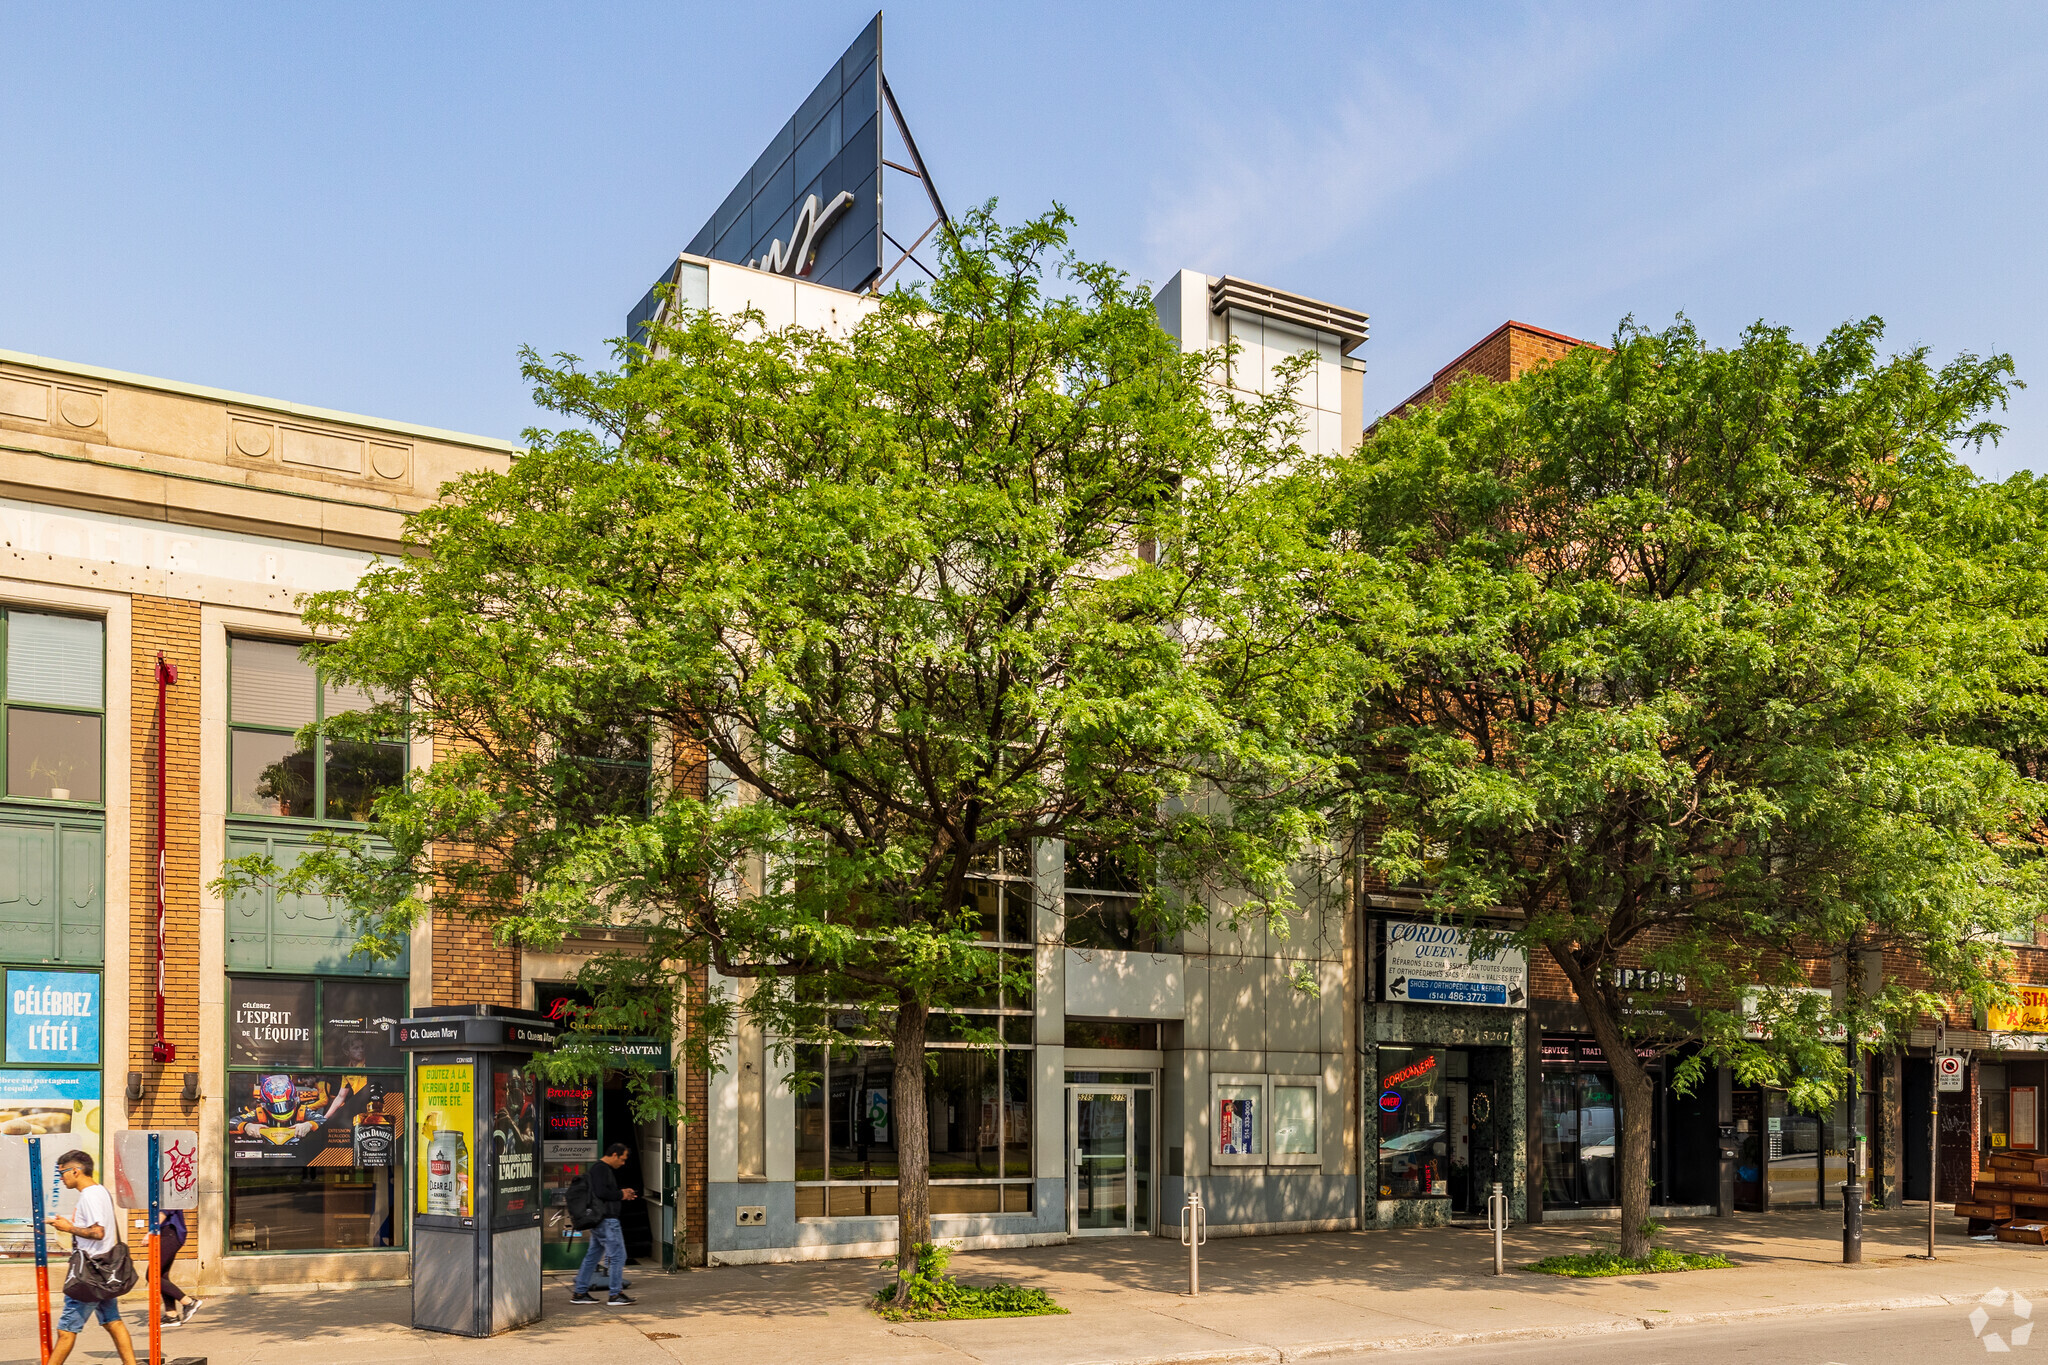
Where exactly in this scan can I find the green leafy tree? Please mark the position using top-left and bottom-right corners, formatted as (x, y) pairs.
(1325, 317), (2048, 1255)
(220, 209), (1346, 1284)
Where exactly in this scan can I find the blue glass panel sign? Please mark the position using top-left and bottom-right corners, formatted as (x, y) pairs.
(6, 969), (100, 1065)
(630, 11), (887, 344)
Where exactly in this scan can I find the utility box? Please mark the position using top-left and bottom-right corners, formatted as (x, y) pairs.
(392, 1005), (557, 1337)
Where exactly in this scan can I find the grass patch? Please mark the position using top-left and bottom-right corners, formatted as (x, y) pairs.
(1524, 1247), (1735, 1278)
(872, 1243), (1069, 1322)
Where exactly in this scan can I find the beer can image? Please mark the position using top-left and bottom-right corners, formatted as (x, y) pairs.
(427, 1130), (470, 1215)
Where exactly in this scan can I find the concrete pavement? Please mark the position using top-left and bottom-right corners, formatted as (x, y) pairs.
(5, 1206), (2046, 1365)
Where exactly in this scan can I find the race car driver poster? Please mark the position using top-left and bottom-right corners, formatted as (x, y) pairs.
(228, 1071), (398, 1168)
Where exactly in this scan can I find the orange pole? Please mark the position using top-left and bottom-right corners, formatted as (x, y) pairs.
(148, 1228), (162, 1365)
(34, 1254), (52, 1365)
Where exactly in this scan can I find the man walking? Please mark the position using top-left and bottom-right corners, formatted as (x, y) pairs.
(570, 1142), (637, 1306)
(47, 1149), (139, 1365)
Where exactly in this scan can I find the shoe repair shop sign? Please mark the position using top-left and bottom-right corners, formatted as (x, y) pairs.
(1383, 922), (1528, 1009)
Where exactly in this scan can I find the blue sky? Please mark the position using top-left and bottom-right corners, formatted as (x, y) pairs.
(4, 3), (2042, 476)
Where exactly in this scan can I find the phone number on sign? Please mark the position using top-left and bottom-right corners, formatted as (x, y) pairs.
(1406, 981), (1507, 1005)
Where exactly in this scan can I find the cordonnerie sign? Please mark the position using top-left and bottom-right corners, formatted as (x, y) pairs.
(1383, 922), (1528, 1009)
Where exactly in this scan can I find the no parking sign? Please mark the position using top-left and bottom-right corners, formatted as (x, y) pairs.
(1938, 1052), (1966, 1093)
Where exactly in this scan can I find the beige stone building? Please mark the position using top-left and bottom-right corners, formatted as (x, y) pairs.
(0, 348), (517, 1291)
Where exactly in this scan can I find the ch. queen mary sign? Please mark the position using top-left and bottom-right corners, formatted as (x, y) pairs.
(1384, 922), (1528, 1009)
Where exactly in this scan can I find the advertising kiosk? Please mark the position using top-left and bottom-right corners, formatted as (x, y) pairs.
(392, 1006), (556, 1337)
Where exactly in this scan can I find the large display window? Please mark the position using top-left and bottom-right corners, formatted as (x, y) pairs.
(225, 973), (407, 1253)
(1376, 1047), (1447, 1197)
(0, 966), (103, 1256)
(792, 864), (1035, 1220)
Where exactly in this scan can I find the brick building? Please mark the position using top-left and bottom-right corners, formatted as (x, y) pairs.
(0, 347), (530, 1293)
(1362, 318), (2048, 1230)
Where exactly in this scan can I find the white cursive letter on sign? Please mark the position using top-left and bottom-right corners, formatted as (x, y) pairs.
(751, 191), (857, 277)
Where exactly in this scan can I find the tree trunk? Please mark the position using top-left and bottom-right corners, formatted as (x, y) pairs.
(1552, 945), (1658, 1259)
(893, 996), (932, 1285)
(1581, 990), (1657, 1258)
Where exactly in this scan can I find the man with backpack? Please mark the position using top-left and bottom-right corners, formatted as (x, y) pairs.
(47, 1149), (139, 1365)
(567, 1142), (637, 1305)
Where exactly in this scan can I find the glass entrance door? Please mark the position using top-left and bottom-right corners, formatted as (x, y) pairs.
(1070, 1089), (1131, 1234)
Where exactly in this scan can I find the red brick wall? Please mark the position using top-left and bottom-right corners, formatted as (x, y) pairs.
(125, 595), (202, 1256)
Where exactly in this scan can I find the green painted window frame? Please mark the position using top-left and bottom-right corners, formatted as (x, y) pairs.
(226, 634), (406, 827)
(0, 811), (106, 966)
(222, 827), (408, 977)
(0, 608), (107, 812)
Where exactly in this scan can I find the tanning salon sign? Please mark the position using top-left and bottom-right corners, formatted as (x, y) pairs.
(1384, 922), (1528, 1009)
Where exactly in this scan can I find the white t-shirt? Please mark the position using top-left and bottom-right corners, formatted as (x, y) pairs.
(70, 1183), (118, 1256)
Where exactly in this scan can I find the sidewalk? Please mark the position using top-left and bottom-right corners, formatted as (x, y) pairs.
(5, 1207), (2044, 1365)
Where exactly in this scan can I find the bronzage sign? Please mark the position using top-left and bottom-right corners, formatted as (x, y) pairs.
(1383, 922), (1529, 1009)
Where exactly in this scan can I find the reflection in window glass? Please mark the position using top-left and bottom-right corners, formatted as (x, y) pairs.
(1377, 1047), (1447, 1197)
(1003, 1050), (1032, 1178)
(1273, 1083), (1318, 1155)
(6, 709), (102, 802)
(827, 1046), (899, 1182)
(232, 730), (317, 817)
(227, 1166), (402, 1251)
(1065, 892), (1158, 951)
(324, 740), (405, 821)
(794, 1045), (826, 1181)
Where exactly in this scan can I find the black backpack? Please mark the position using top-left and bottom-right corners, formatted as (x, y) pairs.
(565, 1173), (603, 1230)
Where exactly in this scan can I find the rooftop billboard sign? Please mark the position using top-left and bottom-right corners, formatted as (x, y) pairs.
(629, 13), (885, 344)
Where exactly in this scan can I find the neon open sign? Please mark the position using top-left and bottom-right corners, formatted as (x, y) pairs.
(1378, 1089), (1402, 1113)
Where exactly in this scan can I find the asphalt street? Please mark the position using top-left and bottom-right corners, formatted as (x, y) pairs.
(1363, 1302), (2039, 1363)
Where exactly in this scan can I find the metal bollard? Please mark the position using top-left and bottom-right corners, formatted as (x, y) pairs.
(1487, 1181), (1507, 1276)
(1180, 1184), (1208, 1295)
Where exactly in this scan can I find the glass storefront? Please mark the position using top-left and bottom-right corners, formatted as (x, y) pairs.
(1538, 1036), (1707, 1211)
(793, 864), (1035, 1220)
(1377, 1046), (1448, 1199)
(226, 974), (407, 1252)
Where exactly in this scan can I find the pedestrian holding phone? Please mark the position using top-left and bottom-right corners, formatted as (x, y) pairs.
(47, 1150), (139, 1365)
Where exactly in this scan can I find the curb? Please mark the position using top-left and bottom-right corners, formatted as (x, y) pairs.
(984, 1286), (2048, 1364)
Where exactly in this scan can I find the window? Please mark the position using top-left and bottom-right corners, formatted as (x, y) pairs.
(1065, 1020), (1159, 1050)
(1065, 845), (1157, 951)
(1377, 1047), (1448, 1197)
(1, 610), (104, 805)
(229, 637), (403, 822)
(1212, 1074), (1265, 1165)
(226, 974), (408, 1253)
(562, 720), (654, 821)
(792, 860), (1035, 1220)
(1271, 1079), (1321, 1163)
(0, 966), (103, 1256)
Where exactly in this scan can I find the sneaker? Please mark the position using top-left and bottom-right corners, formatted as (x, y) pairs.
(180, 1299), (204, 1326)
(569, 1292), (600, 1305)
(607, 1292), (637, 1306)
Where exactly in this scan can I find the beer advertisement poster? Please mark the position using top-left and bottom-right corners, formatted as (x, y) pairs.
(491, 1062), (539, 1219)
(417, 1062), (475, 1217)
(228, 1072), (397, 1167)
